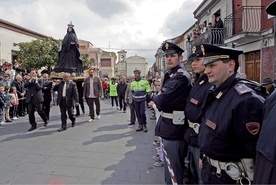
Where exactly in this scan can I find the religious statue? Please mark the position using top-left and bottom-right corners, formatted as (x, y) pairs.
(54, 22), (83, 75)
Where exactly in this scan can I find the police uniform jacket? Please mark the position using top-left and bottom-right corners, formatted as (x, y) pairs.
(256, 90), (276, 163)
(154, 65), (192, 140)
(184, 74), (212, 147)
(199, 73), (264, 162)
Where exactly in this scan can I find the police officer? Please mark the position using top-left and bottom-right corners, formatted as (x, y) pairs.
(130, 69), (150, 132)
(253, 2), (276, 184)
(148, 42), (192, 184)
(184, 44), (212, 184)
(198, 44), (264, 184)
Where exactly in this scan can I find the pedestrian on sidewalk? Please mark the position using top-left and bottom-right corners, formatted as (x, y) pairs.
(3, 86), (12, 123)
(53, 73), (79, 132)
(109, 77), (119, 109)
(148, 77), (164, 167)
(117, 76), (127, 112)
(9, 86), (19, 120)
(83, 69), (104, 122)
(101, 77), (109, 99)
(0, 83), (6, 125)
(130, 69), (150, 132)
(125, 81), (136, 125)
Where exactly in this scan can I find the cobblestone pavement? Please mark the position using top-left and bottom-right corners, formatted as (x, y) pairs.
(0, 99), (164, 184)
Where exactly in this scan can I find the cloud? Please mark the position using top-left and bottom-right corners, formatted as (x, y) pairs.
(0, 0), (202, 66)
(160, 0), (201, 37)
(85, 0), (130, 18)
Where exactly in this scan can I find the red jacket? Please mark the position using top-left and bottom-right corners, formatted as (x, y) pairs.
(102, 81), (109, 90)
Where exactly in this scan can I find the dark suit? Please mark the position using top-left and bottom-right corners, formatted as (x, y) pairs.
(75, 81), (85, 115)
(42, 80), (53, 118)
(53, 80), (79, 128)
(24, 79), (48, 128)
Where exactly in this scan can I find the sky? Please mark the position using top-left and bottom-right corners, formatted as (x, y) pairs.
(0, 0), (202, 66)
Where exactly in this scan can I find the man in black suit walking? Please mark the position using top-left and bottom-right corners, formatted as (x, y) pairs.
(53, 73), (79, 132)
(24, 70), (49, 131)
(41, 73), (53, 119)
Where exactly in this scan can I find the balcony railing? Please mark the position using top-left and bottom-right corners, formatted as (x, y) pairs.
(224, 6), (266, 39)
(187, 28), (224, 59)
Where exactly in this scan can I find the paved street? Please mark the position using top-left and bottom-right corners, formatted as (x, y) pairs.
(0, 99), (164, 185)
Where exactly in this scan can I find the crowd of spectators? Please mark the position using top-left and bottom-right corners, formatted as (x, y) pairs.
(187, 15), (224, 43)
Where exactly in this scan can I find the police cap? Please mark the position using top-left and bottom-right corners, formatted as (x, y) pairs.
(266, 1), (276, 16)
(188, 44), (205, 60)
(162, 42), (184, 55)
(189, 44), (242, 65)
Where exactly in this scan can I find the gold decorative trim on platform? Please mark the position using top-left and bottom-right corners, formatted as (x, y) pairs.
(50, 71), (86, 81)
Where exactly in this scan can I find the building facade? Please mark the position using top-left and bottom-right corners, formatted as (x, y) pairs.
(0, 18), (48, 65)
(79, 40), (117, 78)
(126, 55), (148, 78)
(152, 0), (275, 82)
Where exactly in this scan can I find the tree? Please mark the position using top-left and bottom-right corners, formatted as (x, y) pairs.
(17, 37), (61, 71)
(81, 53), (90, 70)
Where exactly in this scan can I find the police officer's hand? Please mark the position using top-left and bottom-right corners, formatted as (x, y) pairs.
(148, 101), (154, 107)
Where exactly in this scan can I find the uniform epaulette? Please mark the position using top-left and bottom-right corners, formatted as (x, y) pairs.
(234, 83), (253, 95)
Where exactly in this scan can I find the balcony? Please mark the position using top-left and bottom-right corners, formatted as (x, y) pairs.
(224, 6), (270, 44)
(187, 28), (224, 59)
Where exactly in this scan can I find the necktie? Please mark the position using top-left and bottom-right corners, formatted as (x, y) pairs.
(62, 82), (67, 97)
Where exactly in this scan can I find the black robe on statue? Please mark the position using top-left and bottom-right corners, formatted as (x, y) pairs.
(54, 28), (83, 75)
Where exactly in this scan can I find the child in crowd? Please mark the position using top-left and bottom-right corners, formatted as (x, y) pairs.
(148, 78), (164, 167)
(0, 83), (6, 125)
(9, 86), (19, 120)
(4, 86), (12, 123)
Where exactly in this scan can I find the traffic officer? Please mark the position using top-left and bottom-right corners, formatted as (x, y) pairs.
(184, 44), (212, 184)
(198, 44), (264, 184)
(253, 2), (276, 184)
(148, 41), (192, 184)
(130, 69), (150, 132)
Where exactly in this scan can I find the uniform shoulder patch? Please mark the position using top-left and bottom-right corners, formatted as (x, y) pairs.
(234, 83), (253, 95)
